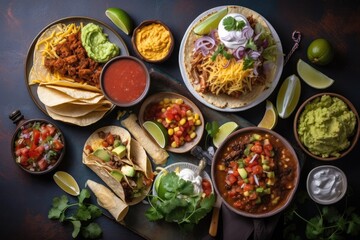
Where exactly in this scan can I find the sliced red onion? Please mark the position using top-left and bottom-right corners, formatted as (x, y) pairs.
(194, 36), (216, 56)
(253, 31), (262, 41)
(242, 25), (254, 40)
(233, 46), (246, 59)
(253, 61), (261, 76)
(254, 174), (259, 186)
(249, 153), (258, 164)
(249, 50), (261, 60)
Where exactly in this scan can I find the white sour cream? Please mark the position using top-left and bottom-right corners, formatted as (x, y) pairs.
(308, 166), (347, 204)
(178, 168), (203, 195)
(217, 13), (251, 49)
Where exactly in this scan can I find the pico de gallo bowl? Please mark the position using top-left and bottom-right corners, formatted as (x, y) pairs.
(11, 114), (65, 174)
(212, 127), (300, 218)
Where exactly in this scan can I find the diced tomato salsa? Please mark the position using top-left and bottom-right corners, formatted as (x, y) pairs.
(214, 132), (298, 214)
(143, 97), (202, 148)
(13, 121), (64, 172)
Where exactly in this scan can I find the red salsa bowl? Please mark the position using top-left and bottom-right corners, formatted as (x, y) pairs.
(100, 56), (150, 107)
(10, 110), (66, 175)
(211, 127), (300, 218)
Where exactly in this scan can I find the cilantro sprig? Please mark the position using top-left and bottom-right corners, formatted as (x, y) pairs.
(284, 190), (360, 240)
(223, 16), (246, 31)
(211, 44), (233, 61)
(145, 172), (215, 229)
(48, 189), (103, 239)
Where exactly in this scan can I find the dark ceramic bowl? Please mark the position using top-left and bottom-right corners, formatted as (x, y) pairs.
(100, 56), (150, 107)
(10, 110), (65, 175)
(211, 127), (300, 218)
(294, 92), (359, 161)
(132, 20), (174, 63)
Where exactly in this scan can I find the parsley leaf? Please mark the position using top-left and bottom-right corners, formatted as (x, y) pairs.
(223, 16), (246, 31)
(48, 189), (103, 239)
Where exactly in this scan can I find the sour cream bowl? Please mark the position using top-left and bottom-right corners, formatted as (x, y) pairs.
(306, 165), (347, 205)
(100, 56), (150, 107)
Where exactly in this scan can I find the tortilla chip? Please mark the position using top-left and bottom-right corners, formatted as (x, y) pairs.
(121, 114), (169, 165)
(86, 179), (129, 222)
(182, 6), (278, 109)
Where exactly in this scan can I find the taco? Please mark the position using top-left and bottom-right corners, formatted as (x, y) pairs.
(182, 6), (280, 109)
(82, 126), (153, 205)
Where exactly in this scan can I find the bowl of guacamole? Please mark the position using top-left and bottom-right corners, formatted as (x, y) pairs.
(294, 93), (359, 160)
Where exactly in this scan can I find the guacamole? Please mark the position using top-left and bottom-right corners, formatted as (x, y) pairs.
(298, 95), (356, 158)
(81, 23), (119, 63)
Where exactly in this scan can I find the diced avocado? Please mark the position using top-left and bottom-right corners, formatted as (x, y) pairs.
(266, 171), (275, 178)
(121, 165), (135, 177)
(136, 173), (144, 189)
(113, 139), (122, 147)
(256, 187), (264, 193)
(238, 168), (248, 179)
(250, 133), (261, 142)
(110, 170), (124, 182)
(244, 144), (253, 156)
(262, 164), (270, 171)
(112, 145), (127, 158)
(93, 149), (111, 162)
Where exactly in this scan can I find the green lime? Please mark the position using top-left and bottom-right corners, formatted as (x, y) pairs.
(193, 7), (228, 35)
(105, 7), (133, 35)
(307, 38), (334, 65)
(257, 100), (278, 129)
(143, 121), (169, 148)
(212, 121), (239, 148)
(53, 171), (80, 196)
(276, 74), (301, 119)
(297, 59), (334, 89)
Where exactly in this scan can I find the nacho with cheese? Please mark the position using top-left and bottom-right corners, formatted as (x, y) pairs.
(182, 6), (280, 109)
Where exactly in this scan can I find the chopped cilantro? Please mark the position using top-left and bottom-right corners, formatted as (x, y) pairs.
(223, 16), (246, 31)
(243, 57), (254, 70)
(211, 44), (232, 61)
(48, 189), (103, 239)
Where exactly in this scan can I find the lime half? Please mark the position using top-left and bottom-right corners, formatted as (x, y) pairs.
(53, 171), (80, 196)
(212, 121), (239, 148)
(193, 7), (228, 35)
(257, 100), (278, 129)
(105, 8), (133, 35)
(297, 59), (334, 89)
(276, 74), (301, 119)
(143, 121), (169, 148)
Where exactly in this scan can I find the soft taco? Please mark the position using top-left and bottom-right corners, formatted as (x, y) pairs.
(82, 126), (153, 205)
(182, 6), (280, 109)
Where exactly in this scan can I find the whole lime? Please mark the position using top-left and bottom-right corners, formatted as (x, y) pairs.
(307, 38), (334, 65)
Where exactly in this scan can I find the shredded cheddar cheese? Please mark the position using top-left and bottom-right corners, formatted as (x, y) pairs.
(200, 55), (253, 96)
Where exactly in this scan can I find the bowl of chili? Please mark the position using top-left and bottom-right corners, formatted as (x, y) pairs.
(100, 56), (150, 107)
(10, 110), (66, 175)
(211, 127), (300, 218)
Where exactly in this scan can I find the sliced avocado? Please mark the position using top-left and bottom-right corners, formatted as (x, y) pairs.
(93, 149), (111, 162)
(113, 139), (122, 147)
(112, 145), (127, 158)
(121, 165), (135, 177)
(110, 170), (124, 182)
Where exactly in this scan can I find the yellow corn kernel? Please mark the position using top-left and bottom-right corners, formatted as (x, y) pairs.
(165, 118), (172, 123)
(174, 126), (180, 132)
(187, 116), (194, 121)
(195, 119), (202, 125)
(175, 98), (183, 104)
(171, 141), (178, 148)
(163, 98), (170, 104)
(190, 132), (197, 139)
(186, 110), (192, 116)
(194, 113), (200, 120)
(179, 118), (186, 125)
(161, 108), (166, 113)
(156, 119), (162, 123)
(168, 128), (174, 136)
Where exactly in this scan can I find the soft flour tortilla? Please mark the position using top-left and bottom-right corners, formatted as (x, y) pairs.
(86, 179), (129, 222)
(121, 113), (169, 165)
(182, 6), (277, 108)
(83, 126), (152, 205)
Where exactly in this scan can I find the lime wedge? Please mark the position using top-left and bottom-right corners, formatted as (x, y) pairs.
(143, 121), (169, 148)
(297, 59), (334, 89)
(193, 7), (228, 35)
(257, 100), (278, 129)
(212, 121), (239, 148)
(53, 171), (80, 196)
(276, 74), (301, 119)
(105, 7), (133, 35)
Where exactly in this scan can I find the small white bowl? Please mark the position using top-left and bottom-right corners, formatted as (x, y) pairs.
(306, 165), (347, 205)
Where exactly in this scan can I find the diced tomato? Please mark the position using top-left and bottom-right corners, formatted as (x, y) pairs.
(38, 158), (49, 171)
(202, 179), (212, 197)
(228, 189), (237, 198)
(249, 192), (258, 200)
(19, 155), (29, 166)
(243, 183), (254, 192)
(233, 200), (244, 208)
(105, 133), (114, 146)
(251, 144), (263, 154)
(252, 165), (263, 175)
(227, 174), (238, 185)
(32, 129), (41, 146)
(53, 139), (64, 151)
